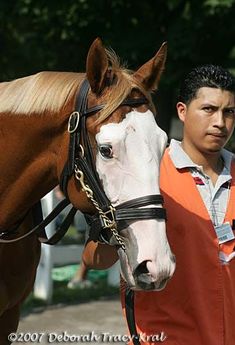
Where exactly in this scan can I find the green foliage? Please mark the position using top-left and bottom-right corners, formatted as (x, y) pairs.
(204, 0), (235, 11)
(21, 280), (119, 316)
(0, 0), (234, 132)
(0, 0), (234, 76)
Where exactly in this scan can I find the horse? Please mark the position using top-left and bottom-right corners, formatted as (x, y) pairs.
(0, 38), (175, 344)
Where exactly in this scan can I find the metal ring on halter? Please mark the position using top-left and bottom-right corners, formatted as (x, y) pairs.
(79, 144), (85, 158)
(68, 111), (80, 133)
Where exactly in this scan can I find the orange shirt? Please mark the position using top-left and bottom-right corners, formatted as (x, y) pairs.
(121, 148), (235, 345)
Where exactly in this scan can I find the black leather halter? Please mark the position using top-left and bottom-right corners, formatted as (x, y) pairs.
(0, 78), (167, 345)
(59, 79), (167, 249)
(0, 78), (166, 247)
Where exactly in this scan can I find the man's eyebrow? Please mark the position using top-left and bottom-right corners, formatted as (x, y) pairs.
(201, 103), (218, 108)
(224, 106), (235, 110)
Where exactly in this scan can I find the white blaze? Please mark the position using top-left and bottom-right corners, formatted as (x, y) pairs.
(95, 110), (175, 290)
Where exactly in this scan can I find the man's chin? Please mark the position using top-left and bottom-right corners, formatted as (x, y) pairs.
(204, 142), (225, 153)
(207, 147), (222, 153)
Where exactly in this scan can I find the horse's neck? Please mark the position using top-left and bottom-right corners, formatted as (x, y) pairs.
(0, 113), (68, 228)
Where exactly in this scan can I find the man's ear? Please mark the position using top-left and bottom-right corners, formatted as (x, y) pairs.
(133, 42), (167, 91)
(176, 102), (187, 123)
(86, 37), (109, 94)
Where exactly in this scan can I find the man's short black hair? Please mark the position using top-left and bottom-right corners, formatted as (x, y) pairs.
(178, 65), (235, 104)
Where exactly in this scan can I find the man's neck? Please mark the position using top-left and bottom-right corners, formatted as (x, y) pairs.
(181, 140), (223, 184)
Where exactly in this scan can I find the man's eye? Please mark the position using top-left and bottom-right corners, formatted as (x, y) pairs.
(99, 144), (113, 159)
(203, 106), (213, 112)
(224, 109), (235, 117)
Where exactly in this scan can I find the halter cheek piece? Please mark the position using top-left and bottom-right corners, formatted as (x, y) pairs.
(59, 79), (167, 250)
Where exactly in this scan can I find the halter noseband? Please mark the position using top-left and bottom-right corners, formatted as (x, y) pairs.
(60, 79), (167, 250)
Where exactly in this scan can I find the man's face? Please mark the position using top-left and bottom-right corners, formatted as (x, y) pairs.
(177, 87), (235, 154)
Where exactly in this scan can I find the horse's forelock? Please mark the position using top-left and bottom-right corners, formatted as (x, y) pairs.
(95, 50), (155, 125)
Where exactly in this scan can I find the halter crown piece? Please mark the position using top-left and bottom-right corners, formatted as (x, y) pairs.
(59, 79), (167, 251)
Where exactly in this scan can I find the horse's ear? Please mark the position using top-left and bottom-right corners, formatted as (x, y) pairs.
(86, 37), (109, 94)
(134, 42), (167, 91)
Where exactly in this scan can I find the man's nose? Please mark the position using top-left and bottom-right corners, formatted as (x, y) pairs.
(214, 111), (225, 128)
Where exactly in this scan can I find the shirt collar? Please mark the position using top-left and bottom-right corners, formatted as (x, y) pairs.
(168, 139), (234, 173)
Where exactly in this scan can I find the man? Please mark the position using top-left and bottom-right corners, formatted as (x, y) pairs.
(82, 64), (235, 345)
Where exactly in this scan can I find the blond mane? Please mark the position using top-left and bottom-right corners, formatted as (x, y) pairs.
(0, 49), (154, 121)
(0, 71), (83, 116)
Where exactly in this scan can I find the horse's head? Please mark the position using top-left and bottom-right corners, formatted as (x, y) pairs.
(64, 38), (175, 291)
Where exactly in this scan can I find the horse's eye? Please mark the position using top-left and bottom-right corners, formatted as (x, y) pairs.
(99, 144), (113, 159)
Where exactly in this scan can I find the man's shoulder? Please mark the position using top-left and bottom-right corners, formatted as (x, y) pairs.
(222, 148), (235, 169)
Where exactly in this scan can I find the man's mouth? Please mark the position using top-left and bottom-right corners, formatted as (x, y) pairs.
(207, 132), (227, 138)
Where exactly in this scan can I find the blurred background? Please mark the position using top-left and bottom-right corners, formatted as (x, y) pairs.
(0, 0), (235, 137)
(2, 1), (234, 335)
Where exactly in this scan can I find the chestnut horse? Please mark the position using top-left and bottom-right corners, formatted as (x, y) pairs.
(0, 38), (175, 344)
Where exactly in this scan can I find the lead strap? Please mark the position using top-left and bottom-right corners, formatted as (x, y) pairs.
(125, 288), (141, 345)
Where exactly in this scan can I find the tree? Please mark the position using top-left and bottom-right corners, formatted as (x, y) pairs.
(0, 0), (234, 133)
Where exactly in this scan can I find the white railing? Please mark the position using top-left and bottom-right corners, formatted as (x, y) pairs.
(34, 191), (119, 302)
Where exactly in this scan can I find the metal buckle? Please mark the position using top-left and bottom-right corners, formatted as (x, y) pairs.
(78, 144), (85, 158)
(100, 206), (116, 229)
(68, 111), (80, 133)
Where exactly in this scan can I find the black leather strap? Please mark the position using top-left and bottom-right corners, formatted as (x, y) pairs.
(82, 97), (149, 118)
(117, 194), (164, 209)
(59, 164), (70, 198)
(67, 111), (80, 176)
(60, 79), (90, 195)
(116, 207), (166, 221)
(125, 289), (140, 345)
(86, 194), (166, 242)
(75, 78), (90, 112)
(75, 156), (111, 207)
(0, 198), (71, 244)
(38, 205), (77, 245)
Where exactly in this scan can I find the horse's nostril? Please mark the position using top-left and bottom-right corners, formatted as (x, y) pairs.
(134, 260), (149, 276)
(133, 260), (172, 290)
(133, 261), (155, 290)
